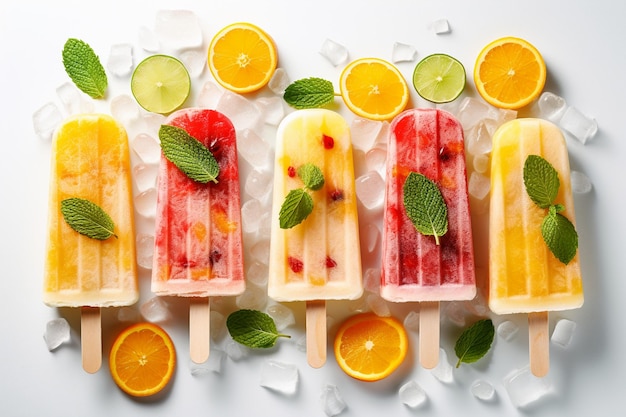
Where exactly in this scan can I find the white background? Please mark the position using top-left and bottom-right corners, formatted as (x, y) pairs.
(1, 0), (625, 416)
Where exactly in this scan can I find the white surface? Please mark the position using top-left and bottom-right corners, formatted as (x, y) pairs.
(1, 0), (625, 416)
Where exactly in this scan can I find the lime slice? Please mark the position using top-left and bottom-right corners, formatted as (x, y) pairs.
(412, 54), (466, 103)
(131, 55), (190, 114)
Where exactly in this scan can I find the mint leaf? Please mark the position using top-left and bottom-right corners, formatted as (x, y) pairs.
(60, 198), (116, 240)
(226, 309), (290, 349)
(283, 77), (336, 109)
(403, 172), (448, 245)
(524, 155), (560, 209)
(297, 163), (325, 191)
(279, 188), (314, 229)
(159, 125), (220, 183)
(62, 38), (108, 99)
(454, 319), (495, 367)
(542, 206), (579, 264)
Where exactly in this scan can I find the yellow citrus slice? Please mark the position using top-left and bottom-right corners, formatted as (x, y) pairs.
(131, 55), (190, 114)
(473, 36), (546, 109)
(339, 57), (409, 121)
(208, 22), (278, 94)
(334, 313), (408, 381)
(109, 322), (176, 397)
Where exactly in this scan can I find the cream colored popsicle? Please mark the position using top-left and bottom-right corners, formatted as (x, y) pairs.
(490, 118), (583, 376)
(44, 114), (138, 373)
(152, 108), (244, 363)
(268, 109), (362, 367)
(381, 108), (475, 368)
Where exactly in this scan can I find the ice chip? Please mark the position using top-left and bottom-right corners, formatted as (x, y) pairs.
(320, 384), (347, 416)
(241, 199), (263, 234)
(431, 18), (451, 34)
(136, 233), (155, 269)
(138, 25), (160, 52)
(268, 67), (290, 95)
(142, 112), (167, 136)
(503, 365), (553, 408)
(225, 339), (249, 361)
(473, 154), (490, 174)
(250, 239), (271, 265)
(466, 120), (493, 156)
(140, 296), (172, 322)
(444, 301), (467, 326)
(398, 380), (427, 408)
(403, 310), (420, 332)
(256, 96), (285, 126)
(497, 320), (519, 341)
(363, 267), (381, 293)
(131, 132), (161, 164)
(238, 129), (271, 167)
(365, 146), (387, 177)
(470, 379), (495, 401)
(362, 223), (380, 254)
(56, 82), (94, 115)
(44, 318), (71, 351)
(154, 10), (203, 50)
(468, 171), (491, 200)
(537, 92), (567, 122)
(457, 97), (491, 130)
(571, 170), (593, 194)
(179, 50), (205, 78)
(559, 106), (598, 144)
(267, 303), (296, 330)
(367, 294), (391, 317)
(236, 285), (268, 310)
(391, 41), (417, 63)
(355, 171), (385, 210)
(210, 311), (227, 342)
(196, 80), (223, 108)
(319, 38), (349, 66)
(110, 94), (141, 125)
(245, 169), (273, 201)
(259, 360), (299, 394)
(133, 163), (158, 193)
(107, 43), (133, 77)
(351, 117), (384, 151)
(190, 348), (225, 375)
(216, 90), (262, 132)
(33, 102), (63, 141)
(134, 188), (157, 218)
(431, 348), (454, 383)
(551, 318), (576, 348)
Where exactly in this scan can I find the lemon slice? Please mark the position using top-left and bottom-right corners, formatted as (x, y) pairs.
(131, 55), (191, 114)
(412, 53), (466, 103)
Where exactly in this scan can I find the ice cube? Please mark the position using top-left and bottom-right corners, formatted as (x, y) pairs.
(267, 303), (296, 331)
(468, 171), (490, 200)
(135, 233), (155, 269)
(154, 10), (203, 50)
(250, 239), (271, 265)
(559, 106), (598, 144)
(44, 318), (71, 351)
(398, 380), (428, 408)
(117, 306), (140, 322)
(241, 199), (263, 234)
(457, 97), (491, 130)
(503, 365), (552, 408)
(403, 310), (420, 332)
(551, 318), (576, 348)
(238, 129), (271, 167)
(268, 67), (290, 95)
(236, 284), (267, 310)
(256, 96), (285, 126)
(444, 301), (467, 326)
(472, 154), (490, 174)
(56, 82), (94, 115)
(365, 146), (387, 177)
(140, 296), (172, 322)
(497, 320), (519, 341)
(431, 348), (454, 383)
(133, 163), (158, 193)
(210, 310), (227, 343)
(571, 170), (593, 194)
(319, 38), (349, 66)
(355, 171), (385, 210)
(179, 50), (205, 78)
(431, 18), (451, 34)
(320, 384), (347, 416)
(225, 339), (249, 361)
(244, 169), (273, 201)
(142, 112), (167, 136)
(107, 43), (133, 77)
(391, 42), (417, 63)
(362, 223), (380, 254)
(217, 91), (262, 132)
(470, 379), (495, 401)
(33, 102), (63, 141)
(259, 360), (299, 394)
(196, 81), (223, 109)
(132, 132), (161, 164)
(466, 120), (493, 155)
(257, 210), (272, 240)
(190, 349), (226, 375)
(367, 293), (391, 317)
(363, 267), (381, 293)
(110, 94), (141, 125)
(134, 188), (157, 218)
(295, 335), (307, 352)
(138, 25), (160, 52)
(351, 117), (383, 152)
(537, 92), (567, 122)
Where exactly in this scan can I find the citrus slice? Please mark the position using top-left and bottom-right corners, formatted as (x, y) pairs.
(339, 57), (409, 121)
(412, 53), (466, 103)
(208, 22), (278, 94)
(334, 313), (408, 381)
(109, 322), (176, 397)
(131, 55), (190, 114)
(473, 36), (546, 109)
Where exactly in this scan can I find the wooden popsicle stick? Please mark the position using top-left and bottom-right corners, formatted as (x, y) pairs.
(81, 306), (102, 374)
(306, 300), (327, 368)
(189, 297), (211, 364)
(419, 301), (440, 369)
(529, 311), (550, 377)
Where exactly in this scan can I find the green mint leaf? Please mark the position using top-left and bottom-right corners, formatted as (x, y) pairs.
(283, 77), (336, 109)
(542, 207), (579, 264)
(158, 125), (220, 184)
(454, 319), (495, 367)
(403, 172), (448, 245)
(62, 38), (108, 99)
(279, 188), (314, 229)
(60, 198), (117, 240)
(226, 309), (290, 349)
(523, 155), (560, 209)
(297, 163), (325, 191)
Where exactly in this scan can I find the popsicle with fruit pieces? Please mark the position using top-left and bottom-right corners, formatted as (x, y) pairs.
(44, 114), (138, 373)
(381, 108), (475, 368)
(152, 108), (245, 363)
(490, 118), (582, 376)
(268, 109), (363, 368)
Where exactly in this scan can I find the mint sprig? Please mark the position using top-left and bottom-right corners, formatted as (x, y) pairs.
(279, 163), (325, 229)
(403, 172), (448, 245)
(158, 125), (220, 184)
(454, 319), (495, 367)
(283, 77), (336, 109)
(62, 38), (108, 99)
(523, 155), (578, 264)
(60, 197), (117, 240)
(226, 309), (291, 349)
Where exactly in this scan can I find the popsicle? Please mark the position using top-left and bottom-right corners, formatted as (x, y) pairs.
(44, 114), (138, 373)
(381, 108), (475, 368)
(268, 109), (363, 367)
(490, 118), (583, 376)
(152, 108), (245, 363)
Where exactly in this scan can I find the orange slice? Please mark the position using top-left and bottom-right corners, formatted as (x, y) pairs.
(473, 36), (546, 109)
(334, 313), (408, 381)
(208, 22), (278, 94)
(109, 322), (176, 397)
(339, 57), (409, 121)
